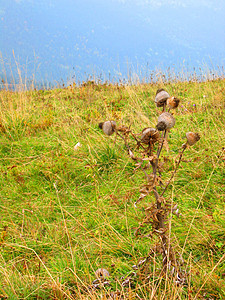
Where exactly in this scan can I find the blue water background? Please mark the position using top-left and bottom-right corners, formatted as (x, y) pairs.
(1, 0), (225, 87)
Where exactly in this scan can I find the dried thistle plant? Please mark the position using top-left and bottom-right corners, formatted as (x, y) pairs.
(98, 88), (200, 287)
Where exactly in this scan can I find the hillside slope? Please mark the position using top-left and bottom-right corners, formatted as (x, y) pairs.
(0, 79), (224, 299)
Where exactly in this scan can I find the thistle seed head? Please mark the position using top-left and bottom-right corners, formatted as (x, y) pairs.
(157, 112), (176, 131)
(156, 121), (167, 131)
(99, 121), (116, 136)
(155, 89), (170, 107)
(167, 96), (180, 109)
(186, 132), (200, 146)
(141, 127), (160, 144)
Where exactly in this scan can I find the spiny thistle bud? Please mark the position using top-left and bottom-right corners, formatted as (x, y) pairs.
(95, 268), (110, 279)
(185, 132), (200, 146)
(154, 89), (170, 107)
(99, 121), (116, 136)
(156, 112), (175, 131)
(167, 96), (180, 109)
(141, 127), (160, 144)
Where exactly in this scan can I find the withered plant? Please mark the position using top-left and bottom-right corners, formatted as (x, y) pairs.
(98, 89), (200, 289)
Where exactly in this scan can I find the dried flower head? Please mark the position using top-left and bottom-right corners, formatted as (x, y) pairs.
(141, 127), (160, 144)
(155, 89), (170, 107)
(186, 132), (200, 146)
(167, 96), (180, 109)
(99, 121), (116, 136)
(156, 112), (176, 131)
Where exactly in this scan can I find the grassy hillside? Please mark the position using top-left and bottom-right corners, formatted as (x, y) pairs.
(0, 78), (224, 299)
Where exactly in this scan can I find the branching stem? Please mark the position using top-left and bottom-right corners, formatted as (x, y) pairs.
(116, 131), (130, 153)
(161, 144), (187, 197)
(115, 124), (185, 274)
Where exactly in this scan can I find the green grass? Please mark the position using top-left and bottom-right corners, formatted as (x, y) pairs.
(0, 78), (224, 299)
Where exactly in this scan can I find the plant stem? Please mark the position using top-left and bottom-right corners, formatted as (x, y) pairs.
(130, 131), (146, 150)
(152, 130), (167, 184)
(160, 144), (187, 197)
(157, 130), (167, 158)
(116, 131), (130, 153)
(151, 129), (169, 271)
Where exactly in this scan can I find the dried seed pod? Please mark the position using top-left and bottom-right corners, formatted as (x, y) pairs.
(95, 268), (110, 279)
(186, 132), (200, 146)
(99, 121), (116, 136)
(167, 96), (180, 109)
(141, 127), (160, 144)
(156, 112), (175, 131)
(155, 89), (170, 107)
